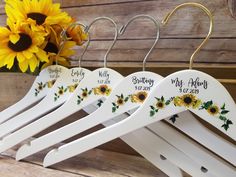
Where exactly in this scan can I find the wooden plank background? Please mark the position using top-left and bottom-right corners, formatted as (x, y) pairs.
(0, 0), (236, 67)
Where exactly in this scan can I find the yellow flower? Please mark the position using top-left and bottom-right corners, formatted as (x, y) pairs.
(40, 31), (76, 69)
(93, 85), (111, 96)
(207, 105), (219, 116)
(156, 101), (165, 109)
(82, 90), (88, 98)
(5, 0), (72, 28)
(116, 98), (124, 106)
(0, 19), (48, 72)
(192, 99), (202, 109)
(68, 84), (78, 92)
(47, 79), (56, 88)
(173, 96), (182, 107)
(180, 94), (197, 108)
(131, 91), (147, 103)
(66, 25), (88, 46)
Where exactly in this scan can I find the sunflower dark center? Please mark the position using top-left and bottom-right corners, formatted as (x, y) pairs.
(138, 94), (146, 101)
(100, 87), (106, 93)
(59, 90), (63, 95)
(44, 42), (59, 54)
(82, 92), (87, 97)
(38, 86), (43, 90)
(183, 97), (192, 104)
(8, 33), (32, 52)
(210, 107), (217, 113)
(118, 99), (123, 104)
(27, 12), (47, 25)
(158, 102), (164, 107)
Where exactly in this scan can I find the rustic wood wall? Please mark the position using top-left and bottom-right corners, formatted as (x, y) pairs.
(0, 0), (235, 156)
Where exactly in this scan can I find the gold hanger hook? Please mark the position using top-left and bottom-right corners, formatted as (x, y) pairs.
(162, 2), (213, 69)
(119, 14), (160, 71)
(84, 17), (118, 68)
(62, 22), (90, 68)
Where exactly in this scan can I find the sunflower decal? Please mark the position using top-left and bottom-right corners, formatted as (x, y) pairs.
(35, 82), (46, 96)
(130, 91), (148, 103)
(54, 86), (68, 101)
(47, 79), (56, 88)
(173, 94), (201, 109)
(149, 96), (173, 117)
(77, 88), (92, 105)
(200, 102), (232, 131)
(93, 85), (112, 96)
(68, 83), (78, 93)
(112, 94), (129, 113)
(0, 0), (88, 73)
(35, 79), (56, 96)
(149, 94), (233, 131)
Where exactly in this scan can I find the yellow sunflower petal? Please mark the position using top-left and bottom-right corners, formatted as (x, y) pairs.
(17, 52), (26, 63)
(9, 34), (20, 44)
(23, 50), (33, 59)
(18, 60), (29, 72)
(36, 48), (49, 62)
(4, 53), (16, 69)
(28, 54), (39, 72)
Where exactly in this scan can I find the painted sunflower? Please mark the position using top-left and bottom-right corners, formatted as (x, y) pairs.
(47, 79), (56, 88)
(5, 0), (72, 28)
(93, 85), (111, 96)
(131, 91), (147, 103)
(207, 105), (219, 116)
(116, 98), (125, 106)
(180, 94), (197, 108)
(156, 101), (165, 109)
(0, 19), (48, 72)
(68, 83), (78, 92)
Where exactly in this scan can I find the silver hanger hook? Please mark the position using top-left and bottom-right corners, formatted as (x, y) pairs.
(84, 17), (118, 68)
(119, 15), (160, 71)
(61, 22), (90, 68)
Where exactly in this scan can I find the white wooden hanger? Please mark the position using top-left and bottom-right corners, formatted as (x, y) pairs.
(15, 15), (217, 176)
(0, 65), (65, 124)
(0, 17), (123, 152)
(7, 15), (208, 176)
(16, 14), (224, 176)
(41, 3), (236, 175)
(0, 28), (92, 138)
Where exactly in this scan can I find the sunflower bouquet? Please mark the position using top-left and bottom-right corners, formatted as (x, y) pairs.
(0, 0), (87, 74)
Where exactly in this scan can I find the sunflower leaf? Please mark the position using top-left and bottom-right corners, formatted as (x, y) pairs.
(226, 119), (233, 125)
(121, 94), (124, 99)
(112, 107), (116, 113)
(221, 124), (229, 131)
(150, 105), (155, 110)
(221, 103), (226, 110)
(88, 90), (92, 95)
(77, 100), (81, 105)
(221, 110), (229, 115)
(219, 115), (227, 121)
(124, 97), (129, 102)
(165, 100), (171, 105)
(161, 96), (164, 102)
(169, 114), (179, 123)
(150, 110), (155, 117)
(112, 102), (116, 106)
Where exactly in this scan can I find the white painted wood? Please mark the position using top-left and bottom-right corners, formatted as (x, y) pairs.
(0, 65), (66, 124)
(83, 105), (184, 177)
(0, 67), (91, 138)
(147, 121), (236, 177)
(165, 111), (236, 165)
(41, 70), (236, 175)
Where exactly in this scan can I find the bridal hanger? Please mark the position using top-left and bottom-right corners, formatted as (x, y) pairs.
(0, 26), (91, 138)
(17, 14), (223, 176)
(42, 3), (236, 176)
(7, 16), (122, 154)
(0, 65), (67, 124)
(14, 15), (207, 176)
